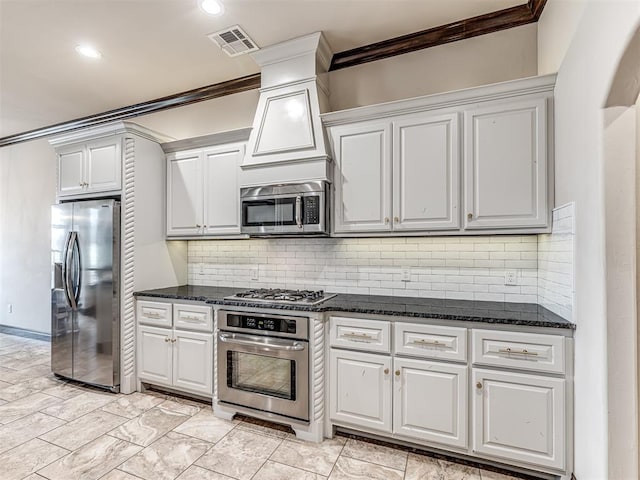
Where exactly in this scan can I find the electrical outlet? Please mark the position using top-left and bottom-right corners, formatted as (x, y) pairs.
(504, 270), (518, 286)
(7, 304), (12, 314)
(197, 263), (204, 275)
(250, 268), (259, 281)
(401, 268), (411, 282)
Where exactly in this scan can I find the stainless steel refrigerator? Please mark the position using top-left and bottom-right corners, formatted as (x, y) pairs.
(51, 199), (120, 392)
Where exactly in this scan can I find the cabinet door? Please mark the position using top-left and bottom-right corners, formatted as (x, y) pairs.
(172, 330), (213, 396)
(393, 113), (460, 231)
(57, 145), (85, 196)
(137, 326), (172, 387)
(464, 98), (548, 229)
(472, 368), (565, 470)
(329, 349), (392, 432)
(167, 151), (203, 236)
(203, 144), (243, 235)
(85, 138), (122, 194)
(393, 358), (467, 448)
(331, 123), (392, 233)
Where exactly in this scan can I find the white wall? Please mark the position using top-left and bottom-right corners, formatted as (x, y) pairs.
(538, 1), (640, 477)
(329, 24), (537, 111)
(0, 139), (56, 333)
(537, 0), (587, 75)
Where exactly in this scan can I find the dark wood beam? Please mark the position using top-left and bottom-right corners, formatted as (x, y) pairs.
(329, 0), (547, 71)
(0, 0), (547, 148)
(0, 73), (261, 147)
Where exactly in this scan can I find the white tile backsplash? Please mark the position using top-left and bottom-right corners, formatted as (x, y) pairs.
(188, 235), (539, 303)
(537, 203), (575, 321)
(187, 210), (576, 321)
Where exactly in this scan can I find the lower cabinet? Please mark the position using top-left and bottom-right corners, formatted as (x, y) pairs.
(394, 357), (467, 448)
(138, 325), (213, 397)
(329, 349), (467, 449)
(472, 368), (565, 470)
(330, 349), (392, 432)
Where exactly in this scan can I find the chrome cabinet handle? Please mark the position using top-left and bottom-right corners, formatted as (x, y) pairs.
(180, 315), (203, 322)
(497, 347), (538, 356)
(411, 339), (443, 347)
(343, 332), (373, 340)
(145, 312), (162, 319)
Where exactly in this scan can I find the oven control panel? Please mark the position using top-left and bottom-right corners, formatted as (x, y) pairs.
(225, 313), (297, 334)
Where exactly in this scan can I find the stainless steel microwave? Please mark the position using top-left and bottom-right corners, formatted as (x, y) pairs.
(240, 181), (329, 236)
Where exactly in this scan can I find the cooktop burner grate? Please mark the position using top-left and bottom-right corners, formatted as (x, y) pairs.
(225, 288), (336, 305)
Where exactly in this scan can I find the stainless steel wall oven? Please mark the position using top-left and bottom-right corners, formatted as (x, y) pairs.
(217, 310), (309, 421)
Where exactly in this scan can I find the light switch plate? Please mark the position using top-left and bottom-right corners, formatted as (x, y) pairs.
(401, 268), (411, 282)
(250, 268), (259, 281)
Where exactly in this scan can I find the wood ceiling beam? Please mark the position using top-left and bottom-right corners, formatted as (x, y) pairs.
(330, 0), (547, 70)
(0, 0), (547, 148)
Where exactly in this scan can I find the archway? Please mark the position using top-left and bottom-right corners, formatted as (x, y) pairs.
(603, 23), (640, 479)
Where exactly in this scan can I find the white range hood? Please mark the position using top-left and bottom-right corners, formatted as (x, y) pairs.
(241, 32), (333, 187)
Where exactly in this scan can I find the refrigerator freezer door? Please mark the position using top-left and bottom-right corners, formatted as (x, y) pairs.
(72, 199), (120, 389)
(51, 203), (74, 379)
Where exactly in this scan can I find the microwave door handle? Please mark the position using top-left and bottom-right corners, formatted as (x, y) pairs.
(295, 196), (302, 229)
(218, 332), (305, 351)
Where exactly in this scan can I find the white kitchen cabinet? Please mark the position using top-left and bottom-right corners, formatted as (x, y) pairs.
(463, 98), (548, 229)
(394, 357), (467, 448)
(324, 74), (555, 235)
(331, 122), (392, 233)
(393, 113), (460, 231)
(329, 349), (392, 432)
(138, 325), (173, 386)
(472, 368), (565, 470)
(173, 330), (213, 394)
(137, 300), (214, 397)
(56, 137), (121, 197)
(330, 113), (459, 234)
(166, 142), (243, 237)
(167, 151), (202, 236)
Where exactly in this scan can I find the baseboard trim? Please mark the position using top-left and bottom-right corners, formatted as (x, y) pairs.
(0, 324), (51, 342)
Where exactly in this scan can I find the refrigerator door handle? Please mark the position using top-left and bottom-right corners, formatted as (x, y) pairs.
(71, 231), (81, 306)
(61, 231), (72, 308)
(65, 231), (78, 310)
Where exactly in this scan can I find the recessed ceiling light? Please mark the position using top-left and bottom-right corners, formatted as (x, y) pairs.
(75, 45), (102, 59)
(200, 0), (224, 15)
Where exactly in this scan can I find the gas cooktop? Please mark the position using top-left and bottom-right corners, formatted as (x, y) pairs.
(225, 288), (336, 305)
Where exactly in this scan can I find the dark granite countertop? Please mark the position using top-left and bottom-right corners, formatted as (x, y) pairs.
(135, 285), (575, 330)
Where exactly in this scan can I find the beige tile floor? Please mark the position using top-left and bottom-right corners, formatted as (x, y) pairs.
(0, 332), (529, 480)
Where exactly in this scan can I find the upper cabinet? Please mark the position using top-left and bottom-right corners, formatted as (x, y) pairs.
(324, 74), (555, 236)
(57, 137), (122, 197)
(330, 113), (459, 234)
(166, 141), (245, 238)
(463, 98), (547, 230)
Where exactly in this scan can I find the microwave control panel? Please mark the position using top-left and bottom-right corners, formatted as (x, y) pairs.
(304, 196), (320, 224)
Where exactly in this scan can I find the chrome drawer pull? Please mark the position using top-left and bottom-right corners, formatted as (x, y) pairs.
(343, 332), (374, 340)
(411, 339), (443, 347)
(497, 347), (538, 356)
(145, 312), (162, 319)
(180, 315), (203, 322)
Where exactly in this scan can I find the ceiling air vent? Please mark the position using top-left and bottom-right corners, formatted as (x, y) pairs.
(207, 25), (259, 57)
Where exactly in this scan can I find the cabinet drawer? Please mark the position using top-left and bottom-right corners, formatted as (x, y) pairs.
(173, 303), (213, 332)
(137, 300), (172, 327)
(330, 317), (391, 353)
(395, 323), (467, 362)
(472, 329), (565, 374)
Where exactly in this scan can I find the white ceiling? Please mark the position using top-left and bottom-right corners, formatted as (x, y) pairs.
(0, 0), (526, 138)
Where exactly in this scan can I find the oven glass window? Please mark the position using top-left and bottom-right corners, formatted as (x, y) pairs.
(228, 351), (296, 400)
(243, 198), (296, 226)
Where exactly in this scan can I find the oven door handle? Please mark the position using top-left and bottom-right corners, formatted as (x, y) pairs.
(218, 332), (306, 351)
